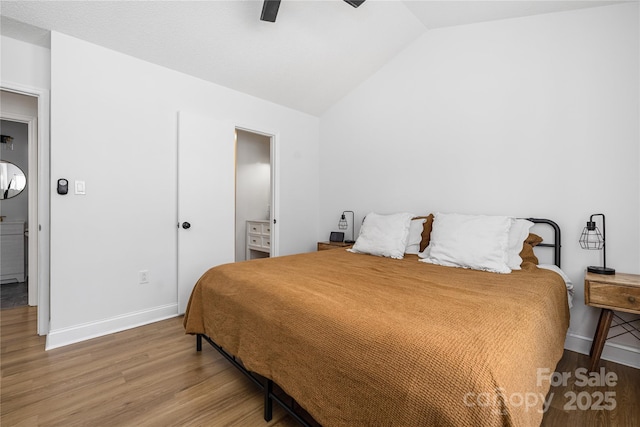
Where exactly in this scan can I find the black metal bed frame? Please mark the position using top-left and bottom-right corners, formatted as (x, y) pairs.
(196, 333), (314, 426)
(525, 218), (561, 268)
(195, 217), (562, 426)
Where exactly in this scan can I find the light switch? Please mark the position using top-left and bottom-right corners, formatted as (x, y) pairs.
(75, 180), (86, 195)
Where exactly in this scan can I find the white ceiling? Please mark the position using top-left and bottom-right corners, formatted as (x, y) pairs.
(0, 1), (624, 116)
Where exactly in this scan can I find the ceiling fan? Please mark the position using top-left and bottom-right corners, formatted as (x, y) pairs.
(261, 0), (366, 23)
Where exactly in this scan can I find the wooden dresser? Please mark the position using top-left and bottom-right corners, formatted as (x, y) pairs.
(246, 220), (271, 259)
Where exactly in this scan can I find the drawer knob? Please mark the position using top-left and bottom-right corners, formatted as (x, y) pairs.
(629, 296), (636, 303)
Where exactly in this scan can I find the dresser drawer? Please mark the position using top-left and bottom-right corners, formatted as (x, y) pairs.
(262, 223), (271, 235)
(586, 282), (640, 314)
(246, 220), (270, 257)
(248, 222), (262, 234)
(248, 234), (262, 248)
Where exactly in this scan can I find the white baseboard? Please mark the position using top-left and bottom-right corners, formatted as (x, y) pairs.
(564, 332), (640, 370)
(45, 304), (178, 350)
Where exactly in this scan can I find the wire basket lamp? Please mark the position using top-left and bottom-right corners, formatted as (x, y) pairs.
(579, 213), (615, 275)
(338, 210), (356, 244)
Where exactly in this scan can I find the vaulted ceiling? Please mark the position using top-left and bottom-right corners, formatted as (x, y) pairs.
(0, 1), (621, 116)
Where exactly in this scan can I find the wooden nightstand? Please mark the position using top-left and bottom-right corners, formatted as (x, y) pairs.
(317, 241), (353, 251)
(584, 271), (640, 371)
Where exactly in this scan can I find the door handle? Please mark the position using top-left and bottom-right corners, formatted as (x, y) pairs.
(181, 222), (191, 229)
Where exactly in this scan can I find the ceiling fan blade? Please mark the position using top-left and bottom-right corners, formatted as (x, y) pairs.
(261, 0), (281, 22)
(344, 0), (365, 7)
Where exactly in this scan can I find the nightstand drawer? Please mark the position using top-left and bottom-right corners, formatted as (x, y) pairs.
(317, 241), (352, 251)
(262, 236), (271, 249)
(583, 271), (640, 371)
(587, 282), (640, 313)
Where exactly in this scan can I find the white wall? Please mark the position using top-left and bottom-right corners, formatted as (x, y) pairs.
(235, 129), (271, 261)
(320, 4), (639, 366)
(49, 32), (319, 348)
(1, 35), (51, 90)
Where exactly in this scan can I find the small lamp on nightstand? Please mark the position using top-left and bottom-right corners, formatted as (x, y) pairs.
(338, 210), (355, 244)
(579, 213), (615, 275)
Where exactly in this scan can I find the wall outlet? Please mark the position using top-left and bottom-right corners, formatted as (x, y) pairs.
(139, 270), (149, 284)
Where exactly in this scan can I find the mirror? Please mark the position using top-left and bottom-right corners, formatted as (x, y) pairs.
(0, 160), (27, 200)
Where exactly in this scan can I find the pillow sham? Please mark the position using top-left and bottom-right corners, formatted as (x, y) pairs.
(348, 212), (415, 259)
(419, 212), (512, 274)
(507, 219), (534, 270)
(405, 218), (427, 255)
(526, 233), (543, 246)
(520, 233), (543, 265)
(416, 214), (435, 253)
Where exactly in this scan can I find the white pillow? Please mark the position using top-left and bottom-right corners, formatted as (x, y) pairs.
(348, 212), (414, 259)
(419, 212), (512, 274)
(507, 219), (534, 270)
(405, 218), (427, 255)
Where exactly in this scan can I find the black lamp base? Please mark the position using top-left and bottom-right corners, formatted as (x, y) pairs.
(345, 240), (356, 244)
(587, 266), (615, 275)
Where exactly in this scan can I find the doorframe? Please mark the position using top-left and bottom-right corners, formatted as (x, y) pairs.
(1, 111), (36, 300)
(234, 125), (279, 258)
(1, 81), (51, 336)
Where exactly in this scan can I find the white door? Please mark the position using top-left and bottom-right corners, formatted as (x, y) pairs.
(177, 111), (235, 314)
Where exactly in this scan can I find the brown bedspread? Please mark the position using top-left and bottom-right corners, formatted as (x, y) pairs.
(184, 249), (569, 427)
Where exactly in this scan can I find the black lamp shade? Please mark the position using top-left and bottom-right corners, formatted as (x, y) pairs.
(579, 222), (604, 250)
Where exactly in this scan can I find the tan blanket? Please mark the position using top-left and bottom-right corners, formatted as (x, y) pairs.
(184, 249), (569, 427)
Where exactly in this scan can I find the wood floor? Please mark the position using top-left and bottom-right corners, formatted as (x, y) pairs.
(540, 348), (640, 427)
(2, 306), (639, 426)
(1, 306), (298, 427)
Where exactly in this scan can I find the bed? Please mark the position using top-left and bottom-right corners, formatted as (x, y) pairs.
(183, 214), (570, 427)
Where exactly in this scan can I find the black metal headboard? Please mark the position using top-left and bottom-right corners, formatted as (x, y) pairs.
(525, 218), (561, 268)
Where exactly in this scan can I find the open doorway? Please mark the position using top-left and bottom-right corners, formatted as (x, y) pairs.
(235, 128), (275, 262)
(1, 119), (29, 307)
(0, 91), (37, 310)
(0, 85), (50, 336)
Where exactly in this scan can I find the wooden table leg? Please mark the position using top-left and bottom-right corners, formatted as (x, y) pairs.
(589, 309), (613, 372)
